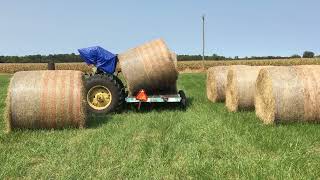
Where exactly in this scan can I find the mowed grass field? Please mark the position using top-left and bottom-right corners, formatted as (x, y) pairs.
(1, 73), (320, 179)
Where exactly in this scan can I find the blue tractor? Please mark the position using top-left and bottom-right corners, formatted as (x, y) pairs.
(78, 46), (186, 114)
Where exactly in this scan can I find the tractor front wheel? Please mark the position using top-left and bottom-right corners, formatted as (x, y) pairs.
(85, 74), (125, 114)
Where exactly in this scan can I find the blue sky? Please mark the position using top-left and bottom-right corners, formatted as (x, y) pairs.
(0, 0), (319, 57)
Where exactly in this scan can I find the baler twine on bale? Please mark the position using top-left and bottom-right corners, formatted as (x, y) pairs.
(118, 39), (178, 95)
(4, 70), (87, 131)
(206, 66), (228, 102)
(225, 65), (270, 112)
(255, 65), (320, 124)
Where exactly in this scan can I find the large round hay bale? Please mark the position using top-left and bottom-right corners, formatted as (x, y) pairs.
(255, 65), (320, 124)
(170, 51), (178, 69)
(118, 39), (178, 95)
(4, 70), (87, 131)
(48, 62), (55, 70)
(226, 66), (269, 112)
(206, 66), (228, 102)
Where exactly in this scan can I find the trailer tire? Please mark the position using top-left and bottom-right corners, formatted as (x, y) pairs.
(179, 90), (187, 110)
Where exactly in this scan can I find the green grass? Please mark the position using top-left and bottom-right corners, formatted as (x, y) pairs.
(1, 73), (320, 179)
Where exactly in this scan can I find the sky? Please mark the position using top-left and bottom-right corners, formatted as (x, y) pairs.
(0, 0), (319, 57)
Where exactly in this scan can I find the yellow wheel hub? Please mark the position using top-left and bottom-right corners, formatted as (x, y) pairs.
(87, 85), (112, 110)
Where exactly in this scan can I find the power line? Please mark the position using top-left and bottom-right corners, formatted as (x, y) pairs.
(202, 14), (205, 69)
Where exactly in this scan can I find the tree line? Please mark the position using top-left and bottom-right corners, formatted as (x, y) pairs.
(178, 51), (318, 61)
(0, 51), (318, 63)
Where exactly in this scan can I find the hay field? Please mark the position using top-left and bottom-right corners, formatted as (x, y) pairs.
(0, 58), (320, 73)
(178, 58), (320, 70)
(0, 63), (92, 74)
(1, 73), (320, 179)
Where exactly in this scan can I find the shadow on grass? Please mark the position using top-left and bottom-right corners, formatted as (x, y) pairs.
(274, 120), (320, 126)
(86, 114), (113, 128)
(86, 97), (194, 128)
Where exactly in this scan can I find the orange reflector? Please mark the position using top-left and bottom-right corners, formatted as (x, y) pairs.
(136, 89), (148, 102)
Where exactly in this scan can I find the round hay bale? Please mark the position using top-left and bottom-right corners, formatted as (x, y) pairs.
(170, 51), (178, 69)
(48, 62), (55, 70)
(4, 70), (87, 131)
(206, 66), (228, 102)
(225, 66), (269, 112)
(255, 65), (320, 124)
(118, 39), (178, 95)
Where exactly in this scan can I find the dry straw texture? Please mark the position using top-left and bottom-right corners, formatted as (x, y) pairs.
(0, 63), (92, 74)
(226, 65), (270, 112)
(255, 65), (320, 124)
(206, 66), (228, 102)
(4, 70), (87, 131)
(176, 58), (320, 71)
(118, 39), (178, 95)
(170, 51), (178, 69)
(1, 58), (320, 74)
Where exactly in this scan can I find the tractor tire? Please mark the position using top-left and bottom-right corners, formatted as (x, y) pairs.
(179, 90), (187, 110)
(85, 74), (125, 114)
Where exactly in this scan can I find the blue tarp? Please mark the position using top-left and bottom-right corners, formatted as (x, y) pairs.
(78, 46), (117, 74)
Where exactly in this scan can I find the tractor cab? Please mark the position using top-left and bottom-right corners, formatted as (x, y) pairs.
(78, 46), (118, 75)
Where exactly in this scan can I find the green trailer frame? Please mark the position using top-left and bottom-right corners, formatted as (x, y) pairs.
(125, 90), (187, 110)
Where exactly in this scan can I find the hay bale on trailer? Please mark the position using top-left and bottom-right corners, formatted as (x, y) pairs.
(225, 65), (268, 112)
(4, 70), (87, 131)
(118, 39), (178, 95)
(255, 65), (320, 124)
(206, 66), (228, 102)
(170, 51), (178, 69)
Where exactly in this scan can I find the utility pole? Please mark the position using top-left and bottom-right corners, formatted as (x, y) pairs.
(202, 14), (205, 70)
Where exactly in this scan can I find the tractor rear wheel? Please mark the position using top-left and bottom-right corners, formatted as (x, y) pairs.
(85, 74), (125, 114)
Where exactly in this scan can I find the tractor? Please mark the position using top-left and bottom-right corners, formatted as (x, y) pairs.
(78, 46), (186, 114)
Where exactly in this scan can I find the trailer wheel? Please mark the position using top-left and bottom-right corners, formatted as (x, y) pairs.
(86, 74), (125, 114)
(179, 90), (187, 110)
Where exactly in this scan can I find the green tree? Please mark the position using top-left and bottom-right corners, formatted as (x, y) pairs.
(303, 51), (315, 58)
(291, 54), (301, 58)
